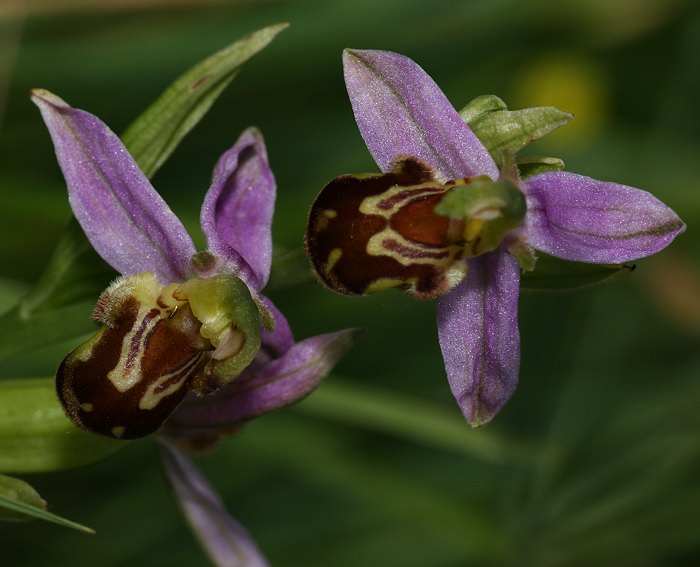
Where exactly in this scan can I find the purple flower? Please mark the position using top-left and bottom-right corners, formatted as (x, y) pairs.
(305, 50), (684, 427)
(33, 89), (356, 566)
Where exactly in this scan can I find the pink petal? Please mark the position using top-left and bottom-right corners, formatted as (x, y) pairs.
(201, 128), (276, 291)
(159, 441), (269, 567)
(32, 89), (195, 283)
(436, 251), (520, 426)
(343, 49), (498, 180)
(525, 171), (685, 263)
(168, 329), (359, 434)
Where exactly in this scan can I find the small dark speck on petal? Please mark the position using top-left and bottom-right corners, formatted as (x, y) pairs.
(191, 74), (212, 91)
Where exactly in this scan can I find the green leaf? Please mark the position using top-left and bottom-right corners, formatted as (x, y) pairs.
(121, 22), (288, 178)
(0, 378), (124, 473)
(460, 97), (572, 161)
(240, 414), (506, 561)
(296, 378), (531, 465)
(0, 302), (95, 360)
(521, 254), (635, 294)
(0, 220), (112, 360)
(20, 220), (115, 316)
(0, 474), (93, 533)
(0, 24), (288, 360)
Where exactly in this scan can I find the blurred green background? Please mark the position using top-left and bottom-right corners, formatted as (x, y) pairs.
(1, 0), (699, 565)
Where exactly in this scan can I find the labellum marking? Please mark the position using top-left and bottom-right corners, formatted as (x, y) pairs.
(305, 157), (476, 299)
(56, 273), (212, 439)
(108, 305), (162, 392)
(111, 426), (126, 438)
(139, 353), (205, 410)
(326, 248), (343, 273)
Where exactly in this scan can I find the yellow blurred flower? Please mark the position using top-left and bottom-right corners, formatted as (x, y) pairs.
(511, 52), (610, 150)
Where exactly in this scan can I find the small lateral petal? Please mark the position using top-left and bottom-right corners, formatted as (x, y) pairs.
(436, 251), (520, 426)
(159, 441), (269, 567)
(31, 89), (195, 284)
(167, 329), (359, 436)
(343, 49), (498, 180)
(524, 171), (686, 264)
(201, 128), (276, 291)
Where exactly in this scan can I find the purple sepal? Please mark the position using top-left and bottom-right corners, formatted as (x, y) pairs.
(159, 441), (269, 567)
(343, 49), (498, 180)
(168, 329), (359, 435)
(31, 89), (195, 284)
(436, 251), (520, 426)
(201, 128), (276, 291)
(525, 171), (686, 263)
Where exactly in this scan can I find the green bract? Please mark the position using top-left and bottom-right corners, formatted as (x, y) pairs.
(459, 94), (573, 161)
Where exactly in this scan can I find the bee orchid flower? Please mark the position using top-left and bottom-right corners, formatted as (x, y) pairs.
(305, 50), (685, 427)
(33, 89), (356, 566)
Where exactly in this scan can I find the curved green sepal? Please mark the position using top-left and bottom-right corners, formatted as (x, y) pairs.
(180, 275), (261, 387)
(0, 379), (123, 473)
(460, 97), (573, 160)
(521, 253), (635, 294)
(434, 177), (527, 255)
